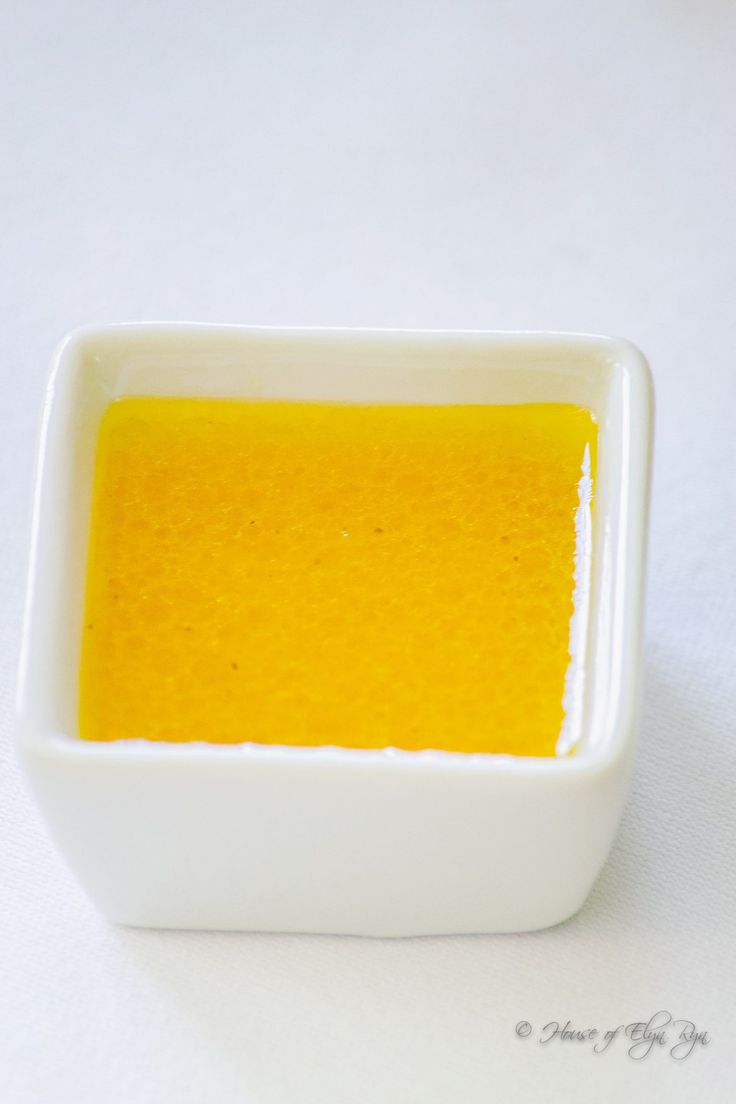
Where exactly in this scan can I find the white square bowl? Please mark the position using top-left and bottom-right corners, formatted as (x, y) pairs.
(16, 325), (653, 935)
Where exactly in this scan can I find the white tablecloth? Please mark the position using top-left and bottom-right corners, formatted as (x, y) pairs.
(1, 2), (733, 1100)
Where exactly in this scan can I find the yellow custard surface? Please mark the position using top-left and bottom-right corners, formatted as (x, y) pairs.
(79, 398), (596, 755)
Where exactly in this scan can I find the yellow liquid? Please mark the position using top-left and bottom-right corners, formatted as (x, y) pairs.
(79, 398), (596, 755)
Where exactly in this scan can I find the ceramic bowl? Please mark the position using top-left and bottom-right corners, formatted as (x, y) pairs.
(16, 325), (653, 934)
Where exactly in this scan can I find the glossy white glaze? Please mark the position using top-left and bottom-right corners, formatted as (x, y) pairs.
(16, 325), (653, 933)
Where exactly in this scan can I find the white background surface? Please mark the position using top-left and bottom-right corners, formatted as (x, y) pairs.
(1, 2), (734, 1101)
